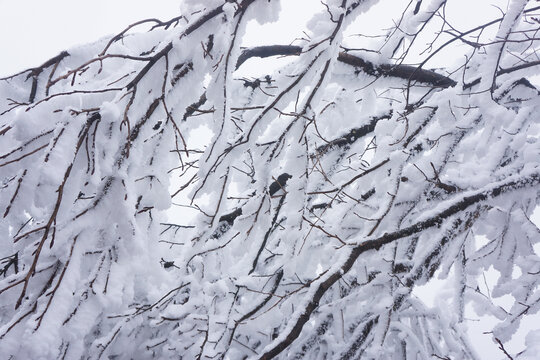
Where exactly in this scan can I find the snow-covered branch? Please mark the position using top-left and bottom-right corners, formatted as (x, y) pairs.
(1, 0), (539, 359)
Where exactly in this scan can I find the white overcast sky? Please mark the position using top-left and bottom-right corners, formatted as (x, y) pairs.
(0, 0), (321, 77)
(0, 0), (180, 76)
(0, 0), (506, 77)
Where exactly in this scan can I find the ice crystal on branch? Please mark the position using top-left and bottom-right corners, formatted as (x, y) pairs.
(0, 0), (539, 359)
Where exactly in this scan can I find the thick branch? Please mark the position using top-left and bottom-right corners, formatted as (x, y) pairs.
(337, 52), (457, 87)
(236, 45), (303, 68)
(236, 45), (457, 88)
(258, 172), (539, 359)
(314, 112), (392, 155)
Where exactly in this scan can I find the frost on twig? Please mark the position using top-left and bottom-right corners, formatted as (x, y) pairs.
(1, 0), (539, 359)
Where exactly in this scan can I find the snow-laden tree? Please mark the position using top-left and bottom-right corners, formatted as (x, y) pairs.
(1, 0), (539, 359)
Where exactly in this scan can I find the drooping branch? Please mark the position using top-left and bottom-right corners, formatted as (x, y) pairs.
(258, 171), (539, 359)
(1, 112), (101, 310)
(1, 0), (538, 357)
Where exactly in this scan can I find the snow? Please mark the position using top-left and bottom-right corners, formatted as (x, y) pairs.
(1, 0), (539, 359)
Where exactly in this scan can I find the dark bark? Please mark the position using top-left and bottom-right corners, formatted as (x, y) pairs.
(258, 172), (539, 359)
(236, 45), (457, 88)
